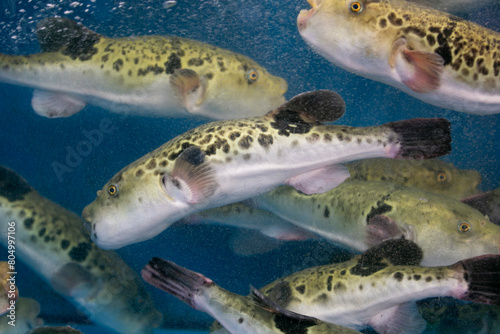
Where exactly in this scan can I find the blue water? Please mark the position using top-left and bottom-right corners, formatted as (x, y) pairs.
(0, 0), (499, 333)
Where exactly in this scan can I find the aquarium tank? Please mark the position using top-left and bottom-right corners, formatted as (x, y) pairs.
(0, 0), (499, 333)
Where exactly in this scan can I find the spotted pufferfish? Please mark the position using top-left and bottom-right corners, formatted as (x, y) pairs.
(0, 17), (287, 119)
(298, 0), (500, 114)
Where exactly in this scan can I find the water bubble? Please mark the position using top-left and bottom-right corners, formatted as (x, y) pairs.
(163, 0), (177, 9)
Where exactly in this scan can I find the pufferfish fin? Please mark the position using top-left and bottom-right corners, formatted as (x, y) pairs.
(31, 89), (87, 118)
(50, 263), (98, 299)
(286, 164), (350, 195)
(390, 37), (444, 93)
(461, 189), (500, 225)
(164, 146), (218, 204)
(170, 69), (207, 113)
(366, 215), (416, 247)
(369, 302), (427, 334)
(250, 285), (321, 324)
(267, 90), (346, 124)
(35, 17), (102, 53)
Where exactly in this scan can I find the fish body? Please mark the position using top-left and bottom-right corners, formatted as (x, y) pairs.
(82, 90), (452, 249)
(0, 166), (162, 334)
(142, 257), (362, 334)
(0, 17), (287, 119)
(298, 0), (500, 114)
(257, 239), (500, 333)
(253, 181), (500, 266)
(345, 158), (481, 199)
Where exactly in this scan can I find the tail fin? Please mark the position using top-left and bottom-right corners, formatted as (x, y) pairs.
(141, 257), (213, 310)
(35, 17), (101, 60)
(387, 118), (452, 159)
(0, 165), (32, 202)
(453, 254), (500, 304)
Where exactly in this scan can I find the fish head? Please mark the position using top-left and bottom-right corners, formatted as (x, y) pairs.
(400, 160), (482, 199)
(416, 200), (500, 266)
(195, 55), (288, 119)
(297, 0), (397, 76)
(82, 157), (190, 250)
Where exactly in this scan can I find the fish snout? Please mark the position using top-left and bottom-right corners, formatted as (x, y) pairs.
(298, 0), (319, 31)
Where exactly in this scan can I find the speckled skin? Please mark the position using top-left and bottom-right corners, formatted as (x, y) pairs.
(257, 244), (469, 332)
(254, 181), (500, 266)
(0, 17), (287, 119)
(0, 167), (162, 334)
(298, 0), (500, 114)
(345, 158), (481, 199)
(82, 96), (451, 249)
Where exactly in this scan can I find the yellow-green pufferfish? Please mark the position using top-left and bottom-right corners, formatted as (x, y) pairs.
(0, 17), (287, 119)
(298, 0), (500, 114)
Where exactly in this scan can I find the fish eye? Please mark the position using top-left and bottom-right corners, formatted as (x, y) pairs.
(350, 1), (363, 12)
(458, 222), (471, 233)
(246, 69), (259, 84)
(107, 185), (118, 197)
(436, 171), (447, 183)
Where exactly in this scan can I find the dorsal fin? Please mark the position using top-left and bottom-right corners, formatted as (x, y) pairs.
(267, 90), (346, 124)
(0, 166), (32, 202)
(35, 17), (101, 59)
(360, 238), (423, 266)
(250, 286), (320, 324)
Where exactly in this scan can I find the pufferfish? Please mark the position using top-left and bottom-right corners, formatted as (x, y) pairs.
(297, 0), (500, 114)
(0, 17), (287, 119)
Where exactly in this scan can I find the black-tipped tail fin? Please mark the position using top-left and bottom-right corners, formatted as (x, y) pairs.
(0, 166), (32, 202)
(387, 118), (451, 159)
(454, 254), (500, 305)
(141, 257), (212, 310)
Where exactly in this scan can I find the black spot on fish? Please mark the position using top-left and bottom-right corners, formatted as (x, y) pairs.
(334, 282), (346, 292)
(101, 54), (109, 62)
(403, 26), (426, 38)
(164, 53), (182, 74)
(188, 58), (204, 66)
(112, 59), (123, 71)
(340, 269), (346, 276)
(379, 18), (387, 28)
(414, 274), (421, 281)
(366, 202), (392, 223)
(136, 169), (144, 177)
(258, 134), (273, 148)
(435, 45), (452, 66)
(229, 132), (241, 141)
(388, 12), (403, 26)
(323, 206), (330, 218)
(24, 218), (34, 230)
(134, 57), (139, 64)
(295, 285), (306, 294)
(0, 167), (32, 202)
(68, 242), (92, 262)
(206, 73), (213, 80)
(238, 318), (244, 324)
(238, 136), (253, 149)
(326, 276), (333, 291)
(426, 276), (433, 282)
(138, 65), (165, 76)
(394, 272), (404, 281)
(270, 109), (313, 135)
(146, 159), (157, 170)
(274, 314), (316, 334)
(61, 239), (69, 250)
(38, 228), (46, 237)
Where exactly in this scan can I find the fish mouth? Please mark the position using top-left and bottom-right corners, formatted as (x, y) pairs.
(298, 0), (320, 31)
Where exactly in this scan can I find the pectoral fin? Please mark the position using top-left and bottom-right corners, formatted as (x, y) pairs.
(286, 165), (350, 195)
(32, 89), (86, 117)
(170, 69), (207, 113)
(369, 302), (427, 334)
(163, 146), (218, 204)
(390, 37), (444, 93)
(50, 263), (98, 298)
(366, 215), (415, 247)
